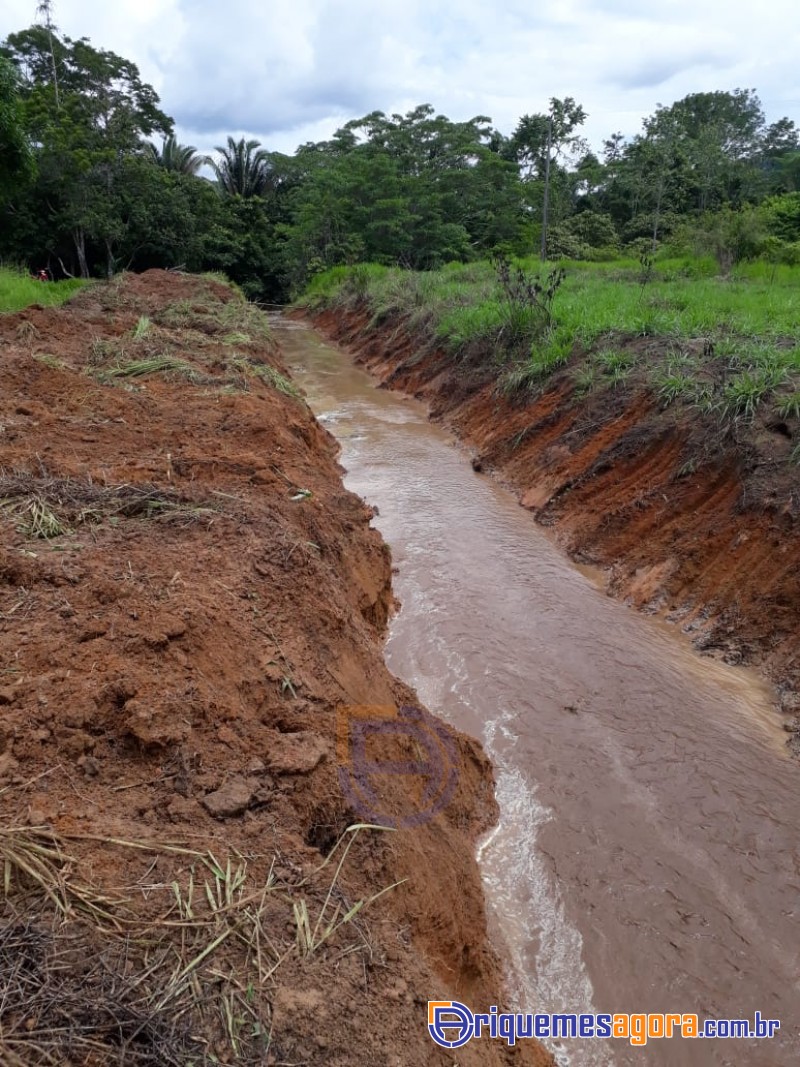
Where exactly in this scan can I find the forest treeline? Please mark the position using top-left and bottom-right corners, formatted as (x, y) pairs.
(2, 20), (800, 300)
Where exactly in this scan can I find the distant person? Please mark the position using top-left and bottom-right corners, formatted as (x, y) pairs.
(36, 269), (49, 282)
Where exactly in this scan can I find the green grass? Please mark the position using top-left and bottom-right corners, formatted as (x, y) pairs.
(131, 315), (152, 340)
(777, 392), (800, 420)
(301, 254), (800, 438)
(717, 367), (788, 421)
(653, 370), (701, 408)
(0, 268), (88, 313)
(303, 257), (800, 350)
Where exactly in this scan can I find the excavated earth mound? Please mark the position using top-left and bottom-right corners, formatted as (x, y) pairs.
(0, 272), (549, 1066)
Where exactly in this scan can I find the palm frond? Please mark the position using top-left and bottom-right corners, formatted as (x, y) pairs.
(210, 136), (273, 197)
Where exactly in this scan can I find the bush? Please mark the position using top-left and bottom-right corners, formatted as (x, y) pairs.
(564, 210), (620, 250)
(545, 227), (586, 260)
(760, 193), (800, 242)
(761, 236), (800, 269)
(689, 208), (764, 275)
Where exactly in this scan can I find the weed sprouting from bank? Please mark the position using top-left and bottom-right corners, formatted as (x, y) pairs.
(494, 254), (565, 347)
(777, 392), (800, 420)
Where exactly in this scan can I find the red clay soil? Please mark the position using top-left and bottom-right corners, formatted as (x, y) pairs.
(0, 272), (550, 1067)
(311, 306), (800, 745)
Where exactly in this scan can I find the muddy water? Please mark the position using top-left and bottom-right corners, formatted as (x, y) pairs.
(275, 317), (799, 1067)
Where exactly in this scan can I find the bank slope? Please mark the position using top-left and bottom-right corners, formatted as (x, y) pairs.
(0, 271), (548, 1067)
(309, 300), (800, 746)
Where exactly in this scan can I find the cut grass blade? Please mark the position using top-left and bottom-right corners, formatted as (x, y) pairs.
(94, 356), (196, 381)
(0, 472), (223, 534)
(0, 495), (65, 539)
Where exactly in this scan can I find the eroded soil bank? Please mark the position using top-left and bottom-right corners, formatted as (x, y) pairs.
(310, 306), (800, 739)
(0, 272), (549, 1066)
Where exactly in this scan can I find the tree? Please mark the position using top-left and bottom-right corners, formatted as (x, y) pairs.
(508, 98), (587, 258)
(210, 137), (272, 197)
(640, 111), (681, 250)
(146, 134), (205, 175)
(760, 192), (800, 241)
(691, 206), (764, 274)
(508, 98), (587, 179)
(3, 24), (173, 276)
(644, 90), (768, 210)
(35, 0), (59, 109)
(0, 55), (33, 199)
(762, 119), (800, 193)
(277, 105), (524, 288)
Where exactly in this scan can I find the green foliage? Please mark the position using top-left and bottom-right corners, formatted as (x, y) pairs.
(760, 193), (800, 242)
(688, 207), (764, 274)
(2, 16), (800, 302)
(589, 346), (634, 387)
(277, 105), (526, 293)
(131, 315), (151, 339)
(303, 256), (800, 440)
(495, 254), (565, 347)
(210, 137), (272, 198)
(562, 211), (620, 254)
(717, 368), (783, 420)
(572, 364), (599, 395)
(2, 24), (173, 277)
(776, 391), (800, 420)
(146, 135), (205, 176)
(653, 370), (700, 407)
(0, 55), (33, 198)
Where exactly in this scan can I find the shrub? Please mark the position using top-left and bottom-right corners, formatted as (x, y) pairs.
(494, 254), (565, 347)
(689, 208), (764, 275)
(760, 192), (800, 242)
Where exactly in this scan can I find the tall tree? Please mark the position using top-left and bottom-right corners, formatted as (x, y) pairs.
(652, 90), (767, 209)
(35, 0), (59, 108)
(3, 25), (172, 275)
(508, 97), (587, 257)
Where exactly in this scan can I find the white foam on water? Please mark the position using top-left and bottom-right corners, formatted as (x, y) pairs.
(409, 639), (613, 1067)
(477, 708), (615, 1067)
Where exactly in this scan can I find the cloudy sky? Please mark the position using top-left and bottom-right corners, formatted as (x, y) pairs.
(2, 0), (799, 155)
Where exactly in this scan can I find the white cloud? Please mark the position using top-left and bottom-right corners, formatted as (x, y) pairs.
(2, 0), (798, 156)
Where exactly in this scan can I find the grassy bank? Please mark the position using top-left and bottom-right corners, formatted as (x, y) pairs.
(0, 268), (88, 313)
(300, 257), (800, 450)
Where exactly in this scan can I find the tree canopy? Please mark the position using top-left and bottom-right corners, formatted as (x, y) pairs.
(1, 18), (799, 296)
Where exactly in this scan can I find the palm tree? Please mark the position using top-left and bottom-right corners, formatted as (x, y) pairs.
(210, 136), (272, 197)
(147, 135), (205, 176)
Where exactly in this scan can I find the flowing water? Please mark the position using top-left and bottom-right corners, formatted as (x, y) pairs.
(275, 316), (799, 1066)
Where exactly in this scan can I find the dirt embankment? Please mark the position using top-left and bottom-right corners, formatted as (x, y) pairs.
(311, 306), (800, 738)
(0, 272), (549, 1066)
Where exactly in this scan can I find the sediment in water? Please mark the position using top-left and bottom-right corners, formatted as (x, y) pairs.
(309, 304), (800, 744)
